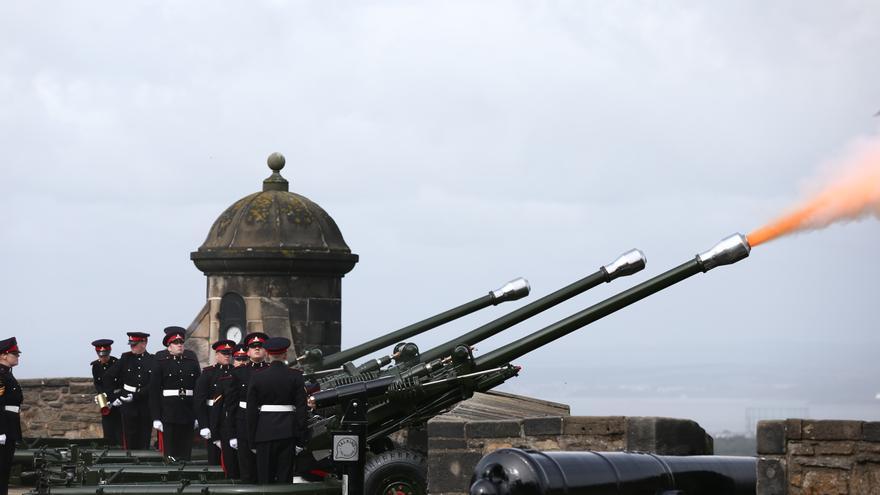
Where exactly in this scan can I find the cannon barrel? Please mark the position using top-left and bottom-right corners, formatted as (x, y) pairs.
(308, 278), (530, 370)
(474, 234), (750, 370)
(418, 249), (646, 364)
(470, 448), (756, 495)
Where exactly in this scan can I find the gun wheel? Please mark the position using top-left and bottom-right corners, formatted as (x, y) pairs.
(364, 449), (427, 495)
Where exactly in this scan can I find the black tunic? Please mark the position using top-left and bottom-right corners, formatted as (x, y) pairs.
(246, 361), (307, 445)
(150, 350), (201, 425)
(103, 351), (155, 415)
(0, 364), (22, 441)
(91, 356), (119, 392)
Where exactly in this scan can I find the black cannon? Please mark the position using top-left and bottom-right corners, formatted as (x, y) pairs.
(470, 448), (757, 495)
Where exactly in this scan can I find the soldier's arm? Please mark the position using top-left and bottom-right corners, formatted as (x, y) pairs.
(246, 380), (259, 446)
(102, 359), (122, 401)
(222, 374), (239, 439)
(91, 364), (101, 392)
(0, 373), (8, 436)
(148, 359), (162, 421)
(292, 372), (307, 446)
(193, 368), (211, 430)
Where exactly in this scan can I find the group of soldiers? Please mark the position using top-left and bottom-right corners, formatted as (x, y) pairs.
(0, 328), (308, 494)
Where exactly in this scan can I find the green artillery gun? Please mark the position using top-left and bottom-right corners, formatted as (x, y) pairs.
(305, 234), (750, 495)
(296, 277), (532, 376)
(303, 248), (647, 391)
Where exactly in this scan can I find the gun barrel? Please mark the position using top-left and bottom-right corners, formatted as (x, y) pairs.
(315, 278), (530, 370)
(474, 234), (750, 370)
(418, 249), (646, 364)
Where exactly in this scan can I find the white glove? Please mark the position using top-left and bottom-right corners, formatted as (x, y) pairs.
(200, 428), (211, 439)
(111, 398), (122, 407)
(295, 445), (303, 455)
(120, 394), (134, 403)
(153, 420), (164, 432)
(250, 448), (256, 454)
(213, 440), (221, 448)
(229, 438), (238, 450)
(194, 419), (199, 429)
(0, 434), (6, 445)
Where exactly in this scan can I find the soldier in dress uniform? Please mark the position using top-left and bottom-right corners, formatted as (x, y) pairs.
(149, 326), (201, 460)
(224, 332), (268, 483)
(221, 344), (249, 477)
(0, 337), (23, 495)
(103, 331), (154, 450)
(91, 339), (123, 446)
(194, 339), (238, 478)
(246, 337), (307, 485)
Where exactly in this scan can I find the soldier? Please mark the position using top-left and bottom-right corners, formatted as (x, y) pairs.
(0, 338), (22, 495)
(194, 339), (238, 477)
(91, 339), (123, 446)
(224, 332), (268, 483)
(246, 337), (307, 484)
(149, 326), (200, 460)
(221, 343), (248, 475)
(103, 331), (154, 450)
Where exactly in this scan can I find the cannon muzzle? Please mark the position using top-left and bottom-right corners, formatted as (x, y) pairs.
(490, 278), (530, 303)
(474, 234), (749, 370)
(418, 249), (646, 364)
(603, 248), (647, 280)
(697, 233), (751, 271)
(300, 278), (531, 371)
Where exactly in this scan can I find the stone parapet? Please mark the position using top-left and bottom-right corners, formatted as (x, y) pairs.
(428, 415), (713, 495)
(17, 377), (102, 439)
(757, 419), (880, 494)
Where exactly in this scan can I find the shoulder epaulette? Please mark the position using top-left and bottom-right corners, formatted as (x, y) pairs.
(90, 359), (99, 366)
(203, 365), (215, 371)
(121, 351), (133, 358)
(183, 350), (198, 360)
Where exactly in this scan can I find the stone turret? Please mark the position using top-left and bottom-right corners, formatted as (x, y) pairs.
(186, 153), (358, 363)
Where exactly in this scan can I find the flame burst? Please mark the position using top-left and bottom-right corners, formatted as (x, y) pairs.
(747, 134), (880, 247)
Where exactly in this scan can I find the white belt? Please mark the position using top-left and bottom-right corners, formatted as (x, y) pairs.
(206, 399), (215, 406)
(4, 405), (20, 413)
(123, 384), (139, 393)
(162, 389), (194, 397)
(259, 405), (295, 412)
(239, 401), (247, 409)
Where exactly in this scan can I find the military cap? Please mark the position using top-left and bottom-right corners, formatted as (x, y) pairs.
(0, 337), (20, 354)
(91, 339), (113, 356)
(126, 332), (150, 345)
(162, 326), (186, 346)
(264, 337), (290, 355)
(244, 332), (269, 348)
(233, 344), (248, 360)
(212, 339), (236, 354)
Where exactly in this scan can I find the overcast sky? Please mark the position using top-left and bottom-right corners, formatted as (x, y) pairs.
(2, 1), (878, 434)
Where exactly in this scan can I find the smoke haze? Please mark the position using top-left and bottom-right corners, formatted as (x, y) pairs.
(748, 131), (880, 246)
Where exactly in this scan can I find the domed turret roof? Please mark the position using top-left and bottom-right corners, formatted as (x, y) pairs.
(191, 153), (358, 275)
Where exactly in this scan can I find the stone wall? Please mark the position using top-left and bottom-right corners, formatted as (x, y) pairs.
(18, 377), (103, 439)
(757, 419), (880, 494)
(428, 415), (713, 494)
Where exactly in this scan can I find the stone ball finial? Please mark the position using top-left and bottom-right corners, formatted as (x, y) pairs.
(268, 152), (286, 171)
